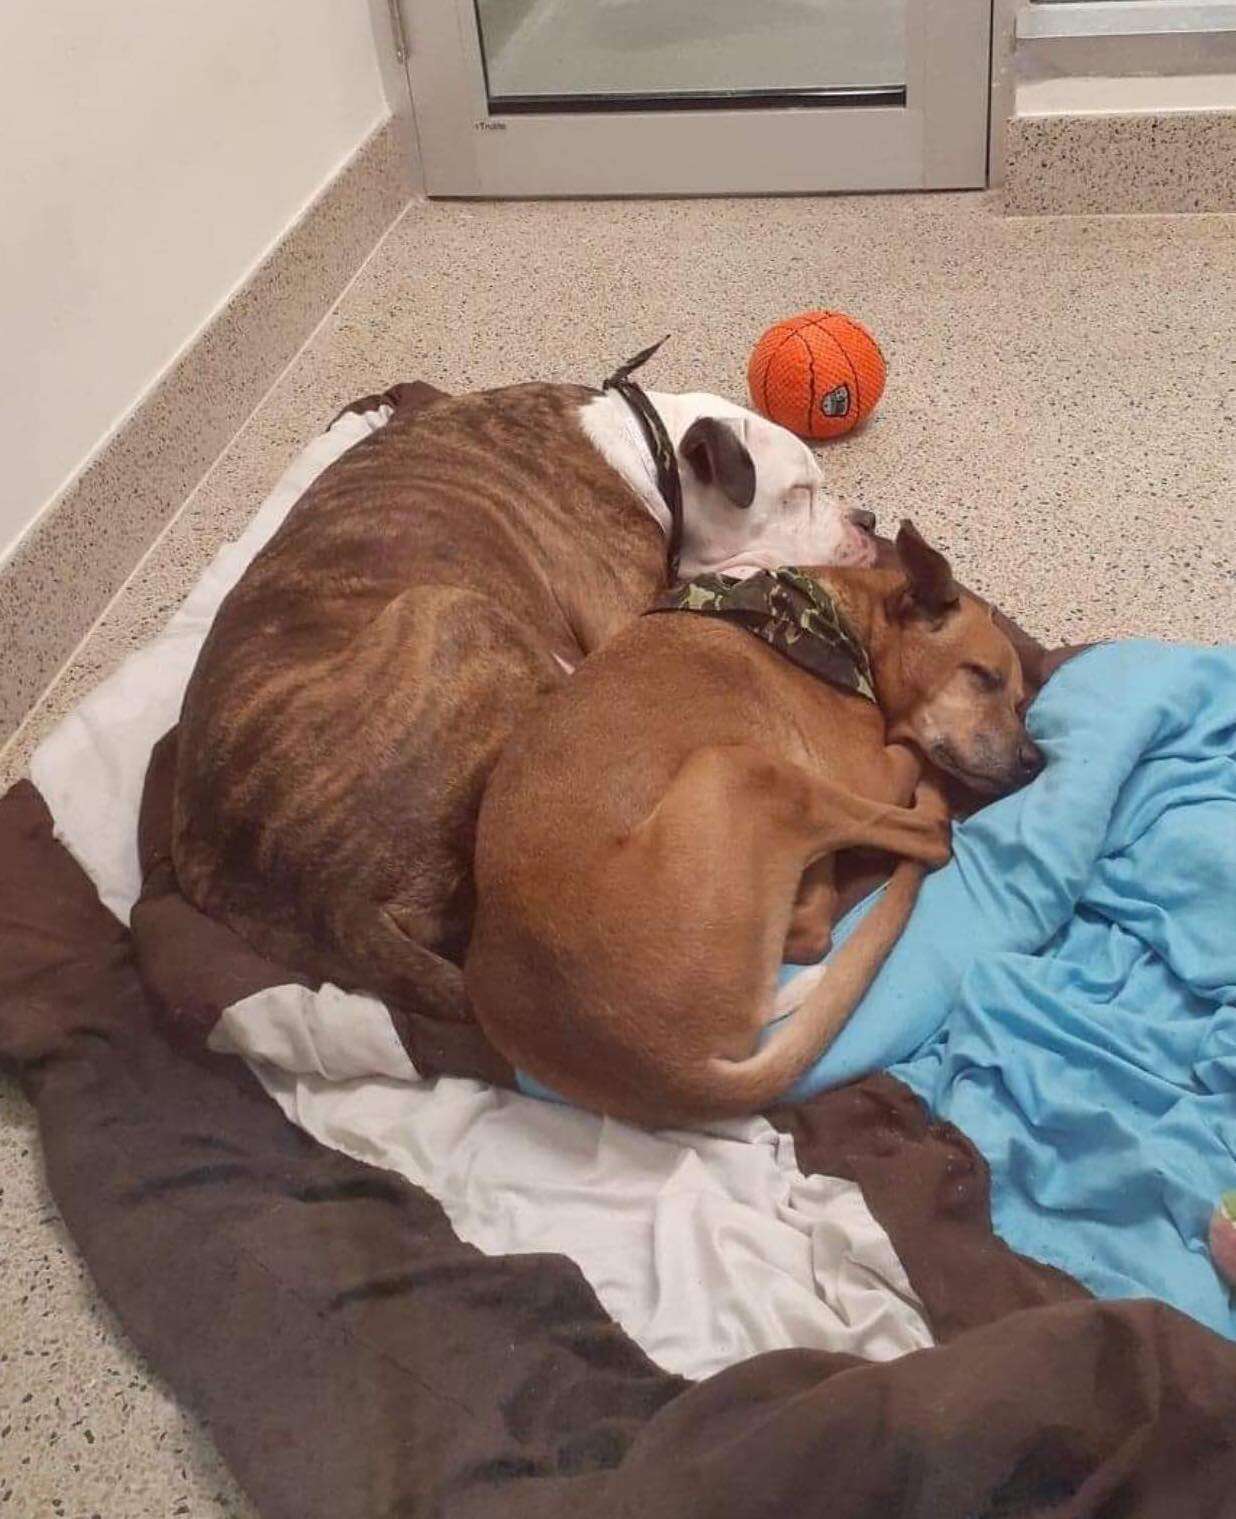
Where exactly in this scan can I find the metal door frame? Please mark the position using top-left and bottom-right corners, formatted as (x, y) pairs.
(404, 0), (993, 196)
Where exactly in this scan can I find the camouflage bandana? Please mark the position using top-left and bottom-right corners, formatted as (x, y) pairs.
(646, 566), (876, 701)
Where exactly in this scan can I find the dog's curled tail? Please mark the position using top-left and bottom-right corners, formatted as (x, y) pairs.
(673, 857), (924, 1120)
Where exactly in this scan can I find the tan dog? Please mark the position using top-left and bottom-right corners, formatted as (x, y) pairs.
(172, 382), (875, 1027)
(465, 523), (1043, 1127)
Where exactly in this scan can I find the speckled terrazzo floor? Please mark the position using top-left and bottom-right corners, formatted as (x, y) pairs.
(2, 190), (1235, 1517)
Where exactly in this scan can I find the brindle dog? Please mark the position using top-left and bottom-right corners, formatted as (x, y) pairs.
(173, 381), (875, 1025)
(173, 386), (654, 1022)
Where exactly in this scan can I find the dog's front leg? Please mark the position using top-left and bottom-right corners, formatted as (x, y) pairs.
(815, 775), (951, 869)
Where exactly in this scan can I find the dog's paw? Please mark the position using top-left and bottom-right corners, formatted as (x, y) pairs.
(912, 774), (949, 822)
(912, 777), (952, 866)
(925, 831), (953, 870)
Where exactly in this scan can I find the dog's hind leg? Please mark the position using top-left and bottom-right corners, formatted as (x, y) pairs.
(600, 745), (944, 1111)
(619, 745), (937, 1000)
(324, 898), (474, 1025)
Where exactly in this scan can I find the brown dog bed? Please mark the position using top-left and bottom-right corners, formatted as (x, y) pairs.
(5, 775), (1236, 1517)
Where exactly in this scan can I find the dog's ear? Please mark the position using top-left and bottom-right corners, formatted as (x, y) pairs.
(679, 417), (757, 509)
(893, 519), (959, 620)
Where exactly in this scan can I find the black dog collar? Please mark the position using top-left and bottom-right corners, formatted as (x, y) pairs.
(603, 337), (683, 584)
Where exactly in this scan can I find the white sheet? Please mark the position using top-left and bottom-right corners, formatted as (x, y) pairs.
(30, 403), (933, 1382)
(31, 404), (393, 923)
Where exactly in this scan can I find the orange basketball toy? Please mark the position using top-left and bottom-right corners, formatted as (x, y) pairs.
(748, 311), (886, 441)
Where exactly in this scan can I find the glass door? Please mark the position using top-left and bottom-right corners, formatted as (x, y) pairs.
(406, 0), (991, 195)
(476, 0), (907, 108)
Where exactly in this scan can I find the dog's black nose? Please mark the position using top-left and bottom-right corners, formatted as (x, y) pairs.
(849, 507), (876, 532)
(1017, 739), (1045, 778)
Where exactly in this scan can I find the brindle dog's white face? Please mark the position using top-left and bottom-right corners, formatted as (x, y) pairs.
(650, 393), (878, 579)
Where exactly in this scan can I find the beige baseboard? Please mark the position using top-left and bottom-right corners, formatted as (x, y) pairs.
(0, 115), (413, 746)
(1004, 109), (1236, 215)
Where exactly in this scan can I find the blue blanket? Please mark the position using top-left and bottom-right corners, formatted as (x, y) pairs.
(778, 640), (1236, 1340)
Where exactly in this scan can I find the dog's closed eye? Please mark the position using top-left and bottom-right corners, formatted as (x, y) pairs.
(964, 661), (1004, 693)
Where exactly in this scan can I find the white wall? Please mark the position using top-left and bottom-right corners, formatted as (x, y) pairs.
(0, 1), (387, 558)
(1016, 71), (1236, 116)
